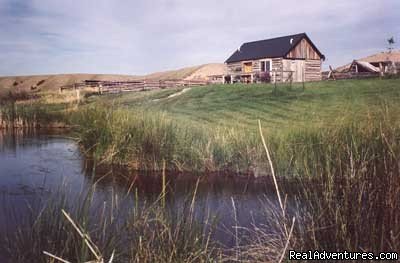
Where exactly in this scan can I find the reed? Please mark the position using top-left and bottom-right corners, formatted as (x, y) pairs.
(227, 107), (400, 261)
(2, 108), (400, 261)
(69, 102), (263, 173)
(1, 181), (221, 263)
(291, 114), (400, 253)
(0, 101), (66, 129)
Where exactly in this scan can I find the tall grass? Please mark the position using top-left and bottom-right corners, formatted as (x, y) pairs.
(231, 107), (400, 261)
(70, 103), (263, 173)
(1, 181), (221, 262)
(0, 102), (65, 129)
(292, 115), (400, 253)
(2, 106), (400, 262)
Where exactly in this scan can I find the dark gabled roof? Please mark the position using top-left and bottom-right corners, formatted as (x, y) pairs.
(225, 33), (325, 63)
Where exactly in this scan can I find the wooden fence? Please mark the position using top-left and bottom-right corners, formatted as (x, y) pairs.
(323, 62), (400, 81)
(60, 79), (209, 94)
(322, 71), (381, 81)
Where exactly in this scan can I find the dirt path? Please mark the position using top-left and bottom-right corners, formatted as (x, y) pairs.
(152, 88), (191, 102)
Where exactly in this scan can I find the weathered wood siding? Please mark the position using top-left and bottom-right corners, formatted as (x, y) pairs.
(286, 38), (321, 60)
(252, 60), (261, 72)
(271, 58), (283, 82)
(282, 59), (305, 82)
(227, 58), (283, 82)
(226, 56), (321, 83)
(227, 60), (261, 74)
(282, 59), (321, 82)
(304, 60), (322, 81)
(226, 62), (242, 74)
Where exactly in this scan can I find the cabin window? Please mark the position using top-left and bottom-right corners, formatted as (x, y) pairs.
(260, 60), (272, 72)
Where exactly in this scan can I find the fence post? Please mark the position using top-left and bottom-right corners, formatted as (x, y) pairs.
(76, 89), (80, 102)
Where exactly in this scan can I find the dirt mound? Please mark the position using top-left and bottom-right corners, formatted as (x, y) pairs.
(184, 63), (226, 80)
(144, 65), (203, 80)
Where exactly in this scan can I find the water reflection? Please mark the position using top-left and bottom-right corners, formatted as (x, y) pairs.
(0, 130), (289, 254)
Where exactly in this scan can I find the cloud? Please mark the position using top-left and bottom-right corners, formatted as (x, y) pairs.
(0, 0), (399, 75)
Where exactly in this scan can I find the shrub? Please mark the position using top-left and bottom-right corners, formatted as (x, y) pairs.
(260, 71), (271, 83)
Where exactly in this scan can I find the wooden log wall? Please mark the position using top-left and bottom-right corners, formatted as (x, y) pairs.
(305, 60), (322, 81)
(226, 58), (295, 83)
(252, 60), (261, 72)
(226, 62), (242, 74)
(272, 58), (283, 82)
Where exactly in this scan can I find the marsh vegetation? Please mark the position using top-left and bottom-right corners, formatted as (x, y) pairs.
(1, 78), (400, 262)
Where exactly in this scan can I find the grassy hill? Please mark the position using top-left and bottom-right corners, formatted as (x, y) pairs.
(0, 74), (139, 93)
(95, 78), (400, 132)
(3, 78), (400, 172)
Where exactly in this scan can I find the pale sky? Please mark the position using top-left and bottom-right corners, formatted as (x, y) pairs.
(0, 0), (399, 76)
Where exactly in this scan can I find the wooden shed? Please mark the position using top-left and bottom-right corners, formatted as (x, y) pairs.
(225, 33), (325, 83)
(336, 51), (400, 76)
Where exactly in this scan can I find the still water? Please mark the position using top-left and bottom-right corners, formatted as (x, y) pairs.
(0, 130), (286, 260)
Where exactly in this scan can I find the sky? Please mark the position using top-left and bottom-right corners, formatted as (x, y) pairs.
(0, 0), (399, 76)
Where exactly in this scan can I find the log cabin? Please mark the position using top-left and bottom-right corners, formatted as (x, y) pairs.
(225, 33), (325, 83)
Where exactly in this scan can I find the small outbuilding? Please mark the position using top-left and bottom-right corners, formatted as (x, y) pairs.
(336, 51), (400, 75)
(224, 33), (325, 83)
(347, 60), (380, 73)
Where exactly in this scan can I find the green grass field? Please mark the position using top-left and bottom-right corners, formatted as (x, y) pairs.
(56, 77), (399, 174)
(94, 78), (400, 131)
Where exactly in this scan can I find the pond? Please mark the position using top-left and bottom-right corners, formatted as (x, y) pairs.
(0, 130), (290, 261)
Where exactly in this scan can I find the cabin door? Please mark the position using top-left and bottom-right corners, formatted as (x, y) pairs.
(289, 60), (305, 82)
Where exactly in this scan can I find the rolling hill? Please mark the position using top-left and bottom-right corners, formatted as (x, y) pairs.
(0, 63), (225, 93)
